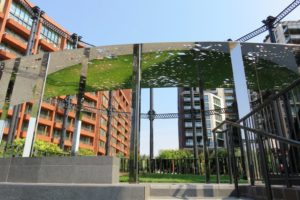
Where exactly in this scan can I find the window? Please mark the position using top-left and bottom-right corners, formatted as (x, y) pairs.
(204, 95), (209, 101)
(82, 111), (95, 120)
(185, 130), (193, 137)
(25, 104), (32, 114)
(5, 27), (28, 44)
(40, 109), (52, 120)
(80, 136), (93, 145)
(186, 139), (193, 146)
(55, 114), (63, 123)
(65, 41), (73, 50)
(206, 120), (211, 128)
(84, 98), (96, 107)
(81, 122), (94, 132)
(111, 137), (117, 144)
(213, 97), (221, 106)
(100, 118), (107, 127)
(99, 141), (105, 148)
(0, 43), (23, 56)
(112, 128), (117, 136)
(112, 118), (118, 126)
(9, 1), (33, 30)
(99, 128), (106, 137)
(102, 95), (108, 107)
(40, 26), (60, 47)
(53, 129), (61, 138)
(37, 124), (49, 136)
(215, 114), (223, 122)
(21, 121), (29, 132)
(185, 122), (192, 128)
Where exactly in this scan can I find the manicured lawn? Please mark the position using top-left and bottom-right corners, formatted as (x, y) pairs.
(119, 173), (248, 183)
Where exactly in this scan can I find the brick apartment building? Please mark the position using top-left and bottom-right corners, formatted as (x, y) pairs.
(0, 0), (131, 156)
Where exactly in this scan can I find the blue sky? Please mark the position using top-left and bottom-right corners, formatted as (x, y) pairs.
(31, 0), (300, 156)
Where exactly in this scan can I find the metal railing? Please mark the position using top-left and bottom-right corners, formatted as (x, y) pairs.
(213, 78), (300, 200)
(120, 157), (237, 176)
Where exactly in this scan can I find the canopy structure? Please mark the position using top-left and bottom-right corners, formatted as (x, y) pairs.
(0, 41), (299, 107)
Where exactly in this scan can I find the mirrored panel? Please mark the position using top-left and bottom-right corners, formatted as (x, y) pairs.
(241, 43), (300, 104)
(0, 59), (15, 108)
(0, 42), (298, 107)
(10, 53), (47, 106)
(45, 44), (133, 98)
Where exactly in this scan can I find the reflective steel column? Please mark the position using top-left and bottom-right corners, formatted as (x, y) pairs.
(105, 90), (113, 156)
(229, 42), (252, 186)
(60, 33), (80, 149)
(190, 88), (200, 174)
(3, 6), (44, 155)
(149, 88), (155, 160)
(23, 53), (51, 157)
(129, 44), (142, 183)
(71, 48), (91, 156)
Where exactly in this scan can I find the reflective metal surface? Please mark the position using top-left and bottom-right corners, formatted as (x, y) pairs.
(0, 42), (299, 106)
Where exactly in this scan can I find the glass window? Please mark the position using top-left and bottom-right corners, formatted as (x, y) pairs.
(66, 41), (73, 50)
(9, 1), (33, 30)
(40, 26), (60, 47)
(81, 122), (94, 132)
(100, 118), (107, 127)
(99, 128), (106, 137)
(80, 136), (93, 145)
(37, 124), (49, 136)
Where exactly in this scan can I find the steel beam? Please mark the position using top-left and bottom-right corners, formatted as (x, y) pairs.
(129, 44), (142, 183)
(5, 6), (44, 157)
(23, 53), (51, 157)
(60, 33), (79, 150)
(149, 88), (155, 160)
(60, 95), (71, 149)
(190, 88), (200, 174)
(71, 48), (90, 156)
(0, 58), (21, 155)
(105, 91), (113, 156)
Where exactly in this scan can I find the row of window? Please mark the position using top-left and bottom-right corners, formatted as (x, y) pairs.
(40, 26), (60, 47)
(8, 1), (74, 49)
(9, 1), (33, 30)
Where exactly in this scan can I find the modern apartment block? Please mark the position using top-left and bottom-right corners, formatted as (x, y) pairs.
(0, 0), (131, 156)
(178, 87), (226, 150)
(264, 20), (300, 44)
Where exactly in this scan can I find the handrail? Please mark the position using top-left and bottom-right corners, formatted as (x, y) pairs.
(237, 78), (300, 123)
(212, 120), (300, 148)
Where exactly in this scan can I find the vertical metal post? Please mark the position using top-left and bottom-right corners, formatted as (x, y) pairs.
(199, 83), (210, 182)
(257, 135), (272, 200)
(229, 42), (252, 184)
(213, 130), (220, 183)
(194, 46), (210, 181)
(23, 53), (51, 157)
(149, 88), (154, 160)
(105, 90), (113, 156)
(5, 6), (44, 155)
(71, 48), (90, 156)
(229, 126), (239, 197)
(273, 100), (291, 188)
(129, 44), (142, 183)
(59, 96), (70, 149)
(225, 129), (233, 184)
(0, 58), (21, 152)
(190, 88), (200, 174)
(60, 33), (79, 149)
(244, 120), (255, 186)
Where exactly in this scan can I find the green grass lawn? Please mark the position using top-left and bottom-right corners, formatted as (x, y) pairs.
(119, 173), (248, 183)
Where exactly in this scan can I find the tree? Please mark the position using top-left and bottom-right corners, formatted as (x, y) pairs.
(157, 149), (192, 159)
